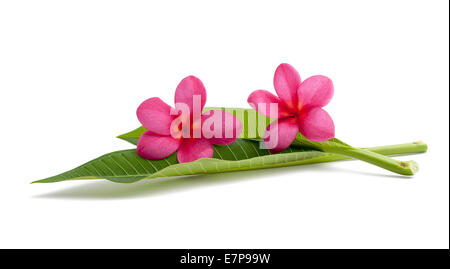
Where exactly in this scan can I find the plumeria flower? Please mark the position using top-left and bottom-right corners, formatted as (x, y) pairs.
(136, 76), (242, 163)
(248, 63), (335, 153)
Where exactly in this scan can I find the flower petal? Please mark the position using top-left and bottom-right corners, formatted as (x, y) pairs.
(177, 138), (213, 163)
(202, 110), (243, 145)
(264, 117), (299, 153)
(297, 75), (334, 109)
(298, 108), (335, 142)
(136, 97), (175, 136)
(273, 63), (301, 112)
(247, 90), (293, 118)
(137, 131), (181, 160)
(174, 75), (207, 116)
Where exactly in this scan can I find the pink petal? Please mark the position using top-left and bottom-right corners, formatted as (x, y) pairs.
(298, 108), (335, 142)
(136, 97), (175, 136)
(177, 138), (213, 163)
(264, 117), (299, 153)
(273, 63), (301, 112)
(174, 75), (207, 116)
(137, 131), (181, 160)
(201, 110), (243, 145)
(247, 90), (293, 118)
(297, 75), (334, 109)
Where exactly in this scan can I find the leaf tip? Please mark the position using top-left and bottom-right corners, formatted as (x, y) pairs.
(31, 178), (51, 184)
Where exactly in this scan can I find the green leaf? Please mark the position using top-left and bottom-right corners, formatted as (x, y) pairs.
(34, 139), (321, 183)
(33, 140), (427, 183)
(116, 126), (146, 145)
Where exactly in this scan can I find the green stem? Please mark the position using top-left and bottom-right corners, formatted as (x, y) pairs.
(325, 145), (420, 175)
(294, 138), (427, 176)
(361, 141), (427, 156)
(322, 141), (427, 162)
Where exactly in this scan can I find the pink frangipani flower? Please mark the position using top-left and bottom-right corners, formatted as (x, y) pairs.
(248, 63), (335, 153)
(136, 76), (242, 163)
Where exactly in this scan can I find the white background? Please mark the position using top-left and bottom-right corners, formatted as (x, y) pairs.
(0, 0), (448, 249)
